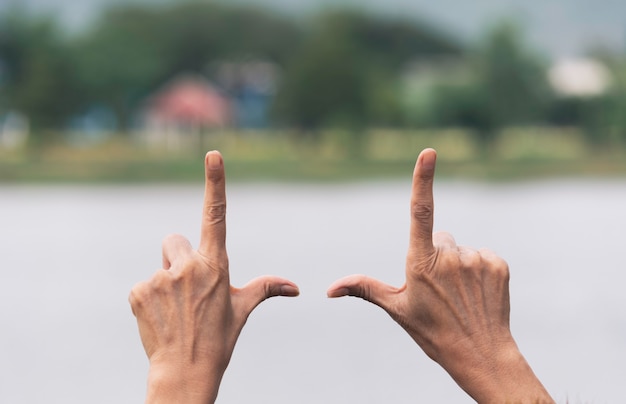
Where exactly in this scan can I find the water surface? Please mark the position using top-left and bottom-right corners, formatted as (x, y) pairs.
(1, 181), (625, 403)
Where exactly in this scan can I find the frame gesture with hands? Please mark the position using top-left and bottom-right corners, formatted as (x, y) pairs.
(131, 148), (553, 404)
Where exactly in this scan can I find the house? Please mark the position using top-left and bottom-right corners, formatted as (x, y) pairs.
(548, 58), (611, 98)
(139, 74), (231, 150)
(212, 59), (280, 129)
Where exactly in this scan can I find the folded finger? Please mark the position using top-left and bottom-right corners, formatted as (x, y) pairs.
(433, 231), (456, 250)
(162, 233), (193, 269)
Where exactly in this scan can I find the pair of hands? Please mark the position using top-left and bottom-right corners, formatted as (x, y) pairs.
(129, 149), (553, 403)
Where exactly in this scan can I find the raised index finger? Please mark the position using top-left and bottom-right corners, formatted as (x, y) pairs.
(199, 150), (227, 256)
(409, 148), (437, 255)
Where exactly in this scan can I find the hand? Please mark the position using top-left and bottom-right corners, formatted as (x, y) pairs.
(129, 151), (299, 404)
(327, 148), (553, 403)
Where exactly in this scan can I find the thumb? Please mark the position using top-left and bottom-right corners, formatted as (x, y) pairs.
(233, 275), (299, 318)
(327, 275), (399, 313)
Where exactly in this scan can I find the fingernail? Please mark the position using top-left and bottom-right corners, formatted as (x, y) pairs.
(420, 149), (436, 171)
(280, 285), (300, 296)
(207, 151), (222, 170)
(327, 288), (349, 298)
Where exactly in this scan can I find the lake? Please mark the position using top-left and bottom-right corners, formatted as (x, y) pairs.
(1, 180), (625, 403)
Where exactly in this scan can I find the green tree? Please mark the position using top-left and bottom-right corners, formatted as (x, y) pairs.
(71, 5), (170, 129)
(72, 2), (303, 129)
(478, 23), (549, 136)
(589, 54), (626, 146)
(0, 11), (81, 131)
(431, 22), (550, 150)
(162, 3), (302, 68)
(273, 10), (462, 133)
(274, 20), (368, 131)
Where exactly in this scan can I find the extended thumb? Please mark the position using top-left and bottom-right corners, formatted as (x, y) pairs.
(327, 275), (398, 311)
(235, 276), (299, 317)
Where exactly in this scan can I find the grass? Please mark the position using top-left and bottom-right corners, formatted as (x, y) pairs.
(1, 128), (626, 183)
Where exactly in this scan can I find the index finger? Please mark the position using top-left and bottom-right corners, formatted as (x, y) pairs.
(409, 148), (437, 255)
(198, 150), (227, 256)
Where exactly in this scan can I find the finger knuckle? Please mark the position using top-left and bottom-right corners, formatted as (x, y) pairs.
(172, 256), (209, 284)
(128, 281), (150, 312)
(169, 267), (187, 285)
(150, 269), (173, 291)
(487, 256), (510, 279)
(438, 250), (461, 271)
(263, 280), (281, 300)
(178, 258), (199, 275)
(355, 277), (372, 301)
(205, 202), (226, 222)
(433, 231), (454, 245)
(411, 201), (433, 223)
(460, 249), (481, 269)
(478, 249), (508, 270)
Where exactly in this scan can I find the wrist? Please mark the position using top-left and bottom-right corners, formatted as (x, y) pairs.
(146, 360), (224, 404)
(440, 337), (553, 404)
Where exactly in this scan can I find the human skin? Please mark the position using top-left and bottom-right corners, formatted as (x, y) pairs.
(327, 148), (554, 403)
(129, 151), (300, 404)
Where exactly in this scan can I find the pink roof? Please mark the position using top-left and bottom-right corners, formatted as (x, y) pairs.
(147, 76), (230, 127)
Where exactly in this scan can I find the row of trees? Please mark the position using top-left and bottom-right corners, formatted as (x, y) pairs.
(1, 2), (625, 147)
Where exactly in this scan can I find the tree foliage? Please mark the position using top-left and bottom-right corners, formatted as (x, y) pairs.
(273, 10), (462, 132)
(1, 4), (624, 149)
(0, 11), (80, 130)
(71, 2), (303, 129)
(430, 22), (551, 147)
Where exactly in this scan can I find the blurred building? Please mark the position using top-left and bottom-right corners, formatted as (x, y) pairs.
(213, 59), (280, 129)
(139, 74), (232, 150)
(548, 58), (611, 97)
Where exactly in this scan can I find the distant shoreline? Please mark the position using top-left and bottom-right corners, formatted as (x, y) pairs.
(2, 129), (626, 183)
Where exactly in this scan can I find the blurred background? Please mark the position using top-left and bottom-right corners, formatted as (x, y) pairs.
(1, 0), (625, 403)
(1, 0), (626, 178)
